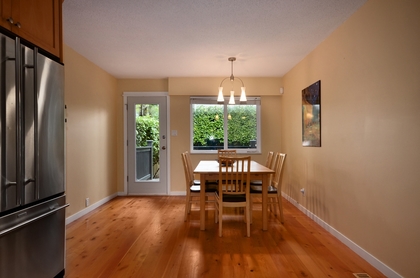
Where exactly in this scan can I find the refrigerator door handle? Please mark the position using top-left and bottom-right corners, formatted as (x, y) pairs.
(14, 37), (23, 207)
(4, 181), (17, 188)
(0, 203), (69, 237)
(24, 178), (35, 185)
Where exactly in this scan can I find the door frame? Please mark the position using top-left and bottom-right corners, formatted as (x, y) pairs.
(122, 92), (170, 195)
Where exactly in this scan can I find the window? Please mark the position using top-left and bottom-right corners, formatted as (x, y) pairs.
(190, 97), (261, 154)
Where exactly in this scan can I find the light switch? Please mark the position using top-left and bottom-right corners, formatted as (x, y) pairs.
(171, 130), (178, 136)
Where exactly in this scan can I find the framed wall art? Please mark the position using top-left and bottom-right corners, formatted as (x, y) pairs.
(302, 80), (321, 147)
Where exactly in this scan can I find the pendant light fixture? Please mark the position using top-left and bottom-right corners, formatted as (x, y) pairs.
(217, 57), (246, 104)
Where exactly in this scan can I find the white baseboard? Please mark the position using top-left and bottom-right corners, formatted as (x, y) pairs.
(65, 193), (118, 225)
(281, 192), (401, 278)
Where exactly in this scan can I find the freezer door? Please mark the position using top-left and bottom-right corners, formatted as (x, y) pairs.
(0, 33), (19, 212)
(0, 195), (68, 278)
(36, 53), (64, 199)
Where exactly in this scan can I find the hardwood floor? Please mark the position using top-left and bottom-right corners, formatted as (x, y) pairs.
(65, 196), (385, 277)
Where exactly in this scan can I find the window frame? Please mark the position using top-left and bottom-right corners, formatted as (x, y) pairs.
(190, 96), (261, 154)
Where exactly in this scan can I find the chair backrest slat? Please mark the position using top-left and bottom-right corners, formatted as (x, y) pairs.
(265, 151), (274, 168)
(181, 151), (193, 188)
(271, 153), (286, 190)
(218, 156), (251, 195)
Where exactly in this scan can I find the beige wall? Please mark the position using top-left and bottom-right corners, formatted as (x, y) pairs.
(64, 45), (118, 217)
(116, 78), (283, 193)
(281, 0), (420, 277)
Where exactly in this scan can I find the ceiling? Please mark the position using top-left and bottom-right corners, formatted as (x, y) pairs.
(62, 0), (366, 79)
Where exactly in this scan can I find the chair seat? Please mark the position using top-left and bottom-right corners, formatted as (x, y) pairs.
(250, 185), (278, 194)
(193, 180), (218, 185)
(215, 191), (247, 202)
(190, 184), (218, 193)
(250, 180), (262, 185)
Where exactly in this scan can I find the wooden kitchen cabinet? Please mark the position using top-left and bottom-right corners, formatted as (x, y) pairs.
(0, 0), (62, 60)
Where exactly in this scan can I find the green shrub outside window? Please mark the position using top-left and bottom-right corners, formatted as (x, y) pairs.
(190, 97), (261, 153)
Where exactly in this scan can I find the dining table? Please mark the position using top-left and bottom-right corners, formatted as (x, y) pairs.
(193, 159), (275, 231)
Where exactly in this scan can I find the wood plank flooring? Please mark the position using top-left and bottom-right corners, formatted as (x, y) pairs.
(65, 196), (385, 278)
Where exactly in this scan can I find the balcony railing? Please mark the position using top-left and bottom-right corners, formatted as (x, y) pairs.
(136, 140), (153, 180)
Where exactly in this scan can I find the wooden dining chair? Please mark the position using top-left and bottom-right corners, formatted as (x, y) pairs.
(214, 155), (252, 237)
(217, 149), (237, 158)
(250, 153), (287, 223)
(181, 151), (217, 221)
(250, 151), (274, 186)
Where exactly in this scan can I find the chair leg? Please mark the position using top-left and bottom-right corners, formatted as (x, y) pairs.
(184, 195), (189, 221)
(214, 201), (218, 223)
(249, 196), (253, 224)
(269, 197), (276, 216)
(246, 203), (251, 237)
(278, 195), (284, 224)
(218, 206), (223, 237)
(270, 198), (275, 213)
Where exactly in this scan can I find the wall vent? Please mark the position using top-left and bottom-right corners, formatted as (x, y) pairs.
(353, 273), (372, 278)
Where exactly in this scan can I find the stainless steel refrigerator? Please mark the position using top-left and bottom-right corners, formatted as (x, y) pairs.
(0, 31), (67, 278)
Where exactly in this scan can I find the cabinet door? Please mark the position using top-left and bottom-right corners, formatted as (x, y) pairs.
(11, 0), (62, 59)
(0, 0), (12, 30)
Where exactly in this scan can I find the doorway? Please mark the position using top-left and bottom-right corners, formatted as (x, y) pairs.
(125, 94), (168, 195)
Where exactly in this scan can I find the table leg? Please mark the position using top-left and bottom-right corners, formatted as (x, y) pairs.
(262, 174), (268, 231)
(200, 174), (206, 230)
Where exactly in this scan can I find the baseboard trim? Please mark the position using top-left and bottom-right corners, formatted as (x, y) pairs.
(281, 192), (401, 278)
(65, 193), (118, 225)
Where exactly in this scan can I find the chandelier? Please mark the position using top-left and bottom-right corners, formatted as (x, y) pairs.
(217, 57), (246, 104)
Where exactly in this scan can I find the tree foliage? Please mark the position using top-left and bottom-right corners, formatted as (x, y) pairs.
(193, 105), (224, 146)
(193, 104), (256, 147)
(136, 113), (159, 166)
(227, 106), (257, 146)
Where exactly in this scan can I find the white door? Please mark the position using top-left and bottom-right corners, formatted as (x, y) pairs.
(126, 95), (167, 195)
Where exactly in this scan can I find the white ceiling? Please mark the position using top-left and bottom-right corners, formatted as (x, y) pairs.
(62, 0), (366, 79)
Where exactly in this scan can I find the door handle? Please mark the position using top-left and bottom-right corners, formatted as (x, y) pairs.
(0, 203), (69, 237)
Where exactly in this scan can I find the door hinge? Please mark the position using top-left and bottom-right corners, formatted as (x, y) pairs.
(127, 175), (129, 182)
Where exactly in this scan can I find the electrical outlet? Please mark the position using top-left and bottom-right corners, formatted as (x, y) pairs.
(85, 198), (90, 207)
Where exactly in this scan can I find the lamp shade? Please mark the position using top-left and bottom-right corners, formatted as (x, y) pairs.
(240, 87), (247, 102)
(218, 57), (247, 104)
(217, 87), (224, 102)
(229, 91), (235, 104)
